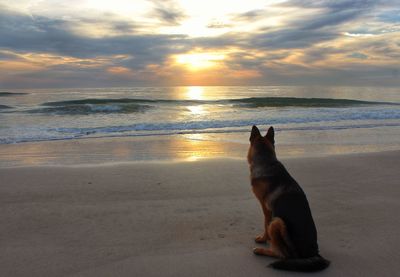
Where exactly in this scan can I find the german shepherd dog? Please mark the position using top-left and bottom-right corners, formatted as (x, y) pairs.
(248, 125), (330, 271)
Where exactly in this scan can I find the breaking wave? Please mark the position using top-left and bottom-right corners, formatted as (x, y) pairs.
(0, 105), (13, 109)
(28, 101), (151, 115)
(0, 92), (28, 96)
(27, 97), (397, 115)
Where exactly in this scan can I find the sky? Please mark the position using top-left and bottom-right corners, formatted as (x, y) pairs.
(0, 0), (399, 88)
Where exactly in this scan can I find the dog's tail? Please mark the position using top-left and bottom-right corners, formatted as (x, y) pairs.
(268, 255), (330, 272)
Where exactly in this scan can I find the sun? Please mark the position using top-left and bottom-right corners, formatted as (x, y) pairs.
(175, 52), (225, 71)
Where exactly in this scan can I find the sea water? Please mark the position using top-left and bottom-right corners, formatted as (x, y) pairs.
(1, 86), (400, 144)
(0, 86), (400, 164)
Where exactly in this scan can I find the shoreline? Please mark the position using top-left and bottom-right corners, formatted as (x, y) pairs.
(1, 128), (399, 167)
(1, 151), (399, 276)
(0, 148), (399, 169)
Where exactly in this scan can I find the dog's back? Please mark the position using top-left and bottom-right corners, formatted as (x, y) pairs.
(259, 160), (319, 257)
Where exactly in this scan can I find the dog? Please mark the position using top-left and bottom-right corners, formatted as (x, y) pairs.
(248, 125), (330, 271)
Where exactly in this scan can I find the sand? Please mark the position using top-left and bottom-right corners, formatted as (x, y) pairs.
(1, 151), (399, 276)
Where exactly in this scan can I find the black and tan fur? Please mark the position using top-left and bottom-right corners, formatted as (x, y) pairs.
(248, 125), (330, 271)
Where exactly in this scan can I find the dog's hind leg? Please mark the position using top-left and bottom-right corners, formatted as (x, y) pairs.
(253, 247), (278, 257)
(253, 217), (292, 258)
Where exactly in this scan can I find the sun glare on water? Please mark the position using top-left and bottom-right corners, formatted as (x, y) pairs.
(185, 87), (207, 114)
(186, 86), (204, 99)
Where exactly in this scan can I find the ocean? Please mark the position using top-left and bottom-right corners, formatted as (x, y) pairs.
(1, 86), (400, 165)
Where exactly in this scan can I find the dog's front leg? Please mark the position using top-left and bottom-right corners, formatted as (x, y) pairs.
(255, 200), (272, 243)
(252, 183), (272, 243)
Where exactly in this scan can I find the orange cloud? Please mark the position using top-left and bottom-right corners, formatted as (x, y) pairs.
(107, 66), (134, 75)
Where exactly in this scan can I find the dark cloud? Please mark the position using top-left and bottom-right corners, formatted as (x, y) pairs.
(0, 8), (188, 68)
(251, 28), (338, 49)
(250, 0), (380, 50)
(107, 21), (137, 33)
(233, 9), (265, 21)
(348, 52), (368, 59)
(277, 0), (377, 10)
(148, 0), (186, 25)
(300, 9), (361, 31)
(377, 9), (400, 23)
(152, 8), (185, 25)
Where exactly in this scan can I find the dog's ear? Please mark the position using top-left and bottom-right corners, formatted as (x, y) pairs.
(250, 125), (261, 141)
(265, 126), (275, 145)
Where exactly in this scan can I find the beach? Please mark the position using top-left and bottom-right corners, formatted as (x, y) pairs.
(2, 0), (400, 275)
(1, 150), (399, 277)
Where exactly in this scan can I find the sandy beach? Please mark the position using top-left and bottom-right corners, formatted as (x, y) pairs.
(2, 0), (400, 276)
(1, 150), (399, 277)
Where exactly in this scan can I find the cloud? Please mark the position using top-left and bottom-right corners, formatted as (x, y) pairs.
(1, 1), (400, 87)
(0, 8), (188, 63)
(233, 9), (265, 21)
(248, 0), (382, 51)
(348, 52), (368, 59)
(378, 9), (400, 23)
(251, 29), (337, 49)
(206, 21), (232, 29)
(148, 0), (186, 25)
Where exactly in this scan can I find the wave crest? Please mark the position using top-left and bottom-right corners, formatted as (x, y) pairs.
(29, 102), (151, 115)
(0, 104), (12, 109)
(0, 92), (28, 97)
(28, 96), (397, 115)
(228, 97), (390, 107)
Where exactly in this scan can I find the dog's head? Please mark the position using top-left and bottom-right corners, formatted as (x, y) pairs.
(247, 125), (276, 164)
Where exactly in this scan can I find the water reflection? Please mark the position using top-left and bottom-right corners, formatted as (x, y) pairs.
(0, 136), (245, 166)
(185, 86), (204, 100)
(181, 86), (209, 117)
(172, 86), (223, 100)
(179, 133), (211, 161)
(0, 142), (58, 166)
(1, 134), (399, 167)
(186, 105), (206, 115)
